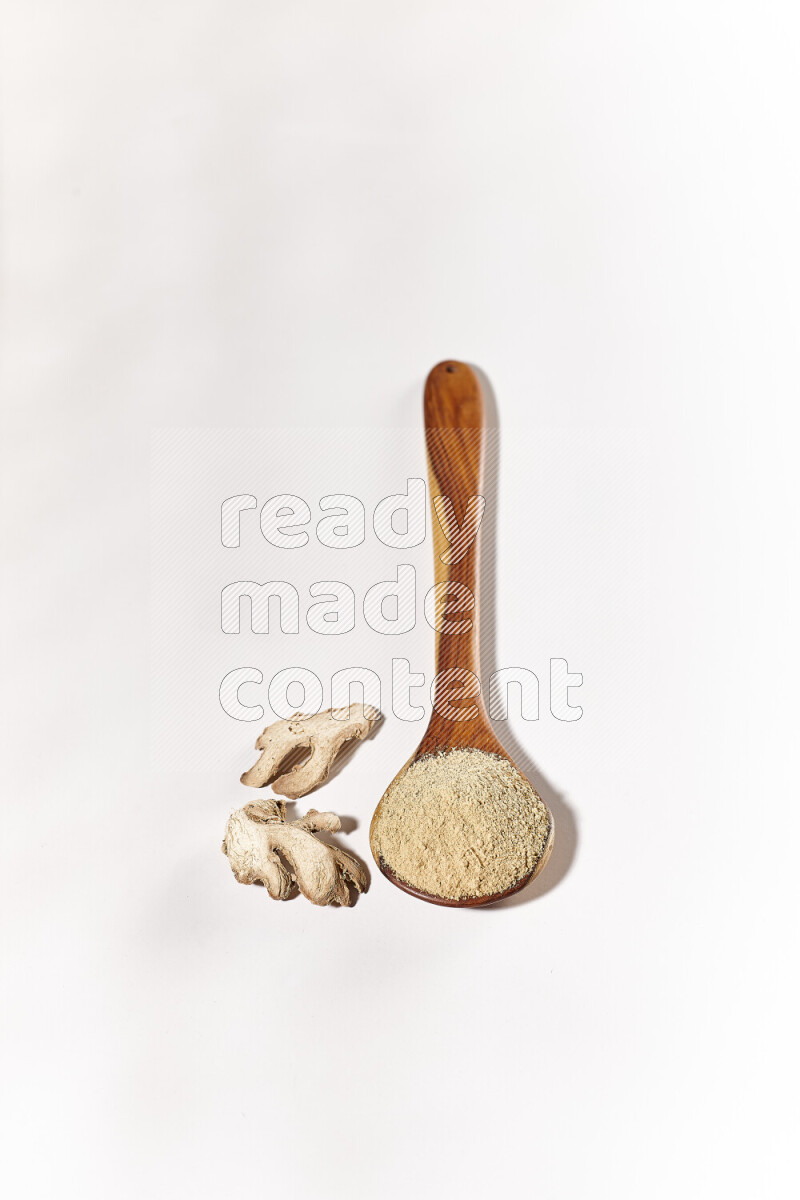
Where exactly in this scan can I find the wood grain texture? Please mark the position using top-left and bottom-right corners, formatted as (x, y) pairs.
(417, 360), (504, 758)
(370, 360), (554, 908)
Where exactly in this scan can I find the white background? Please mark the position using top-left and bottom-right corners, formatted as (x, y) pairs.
(2, 4), (798, 1198)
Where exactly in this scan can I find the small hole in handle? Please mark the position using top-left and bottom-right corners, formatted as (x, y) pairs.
(445, 365), (457, 373)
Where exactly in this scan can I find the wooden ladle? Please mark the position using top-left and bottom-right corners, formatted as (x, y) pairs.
(369, 360), (554, 907)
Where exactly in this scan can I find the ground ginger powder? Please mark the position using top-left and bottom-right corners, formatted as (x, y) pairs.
(370, 748), (552, 900)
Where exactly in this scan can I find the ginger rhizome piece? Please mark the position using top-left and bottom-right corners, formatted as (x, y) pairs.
(222, 798), (368, 906)
(240, 705), (380, 799)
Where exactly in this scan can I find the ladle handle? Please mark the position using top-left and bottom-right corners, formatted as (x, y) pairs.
(423, 360), (488, 732)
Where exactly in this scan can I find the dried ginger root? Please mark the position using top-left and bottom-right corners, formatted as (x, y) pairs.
(222, 797), (368, 906)
(240, 704), (380, 799)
